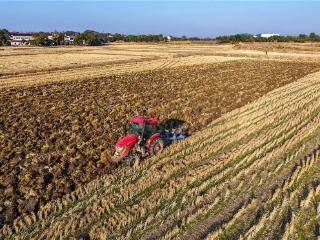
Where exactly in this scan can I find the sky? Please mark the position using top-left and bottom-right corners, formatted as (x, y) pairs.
(0, 1), (319, 37)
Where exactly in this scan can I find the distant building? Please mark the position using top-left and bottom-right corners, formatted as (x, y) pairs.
(256, 33), (280, 38)
(64, 35), (74, 45)
(9, 32), (75, 45)
(10, 32), (33, 45)
(166, 35), (171, 41)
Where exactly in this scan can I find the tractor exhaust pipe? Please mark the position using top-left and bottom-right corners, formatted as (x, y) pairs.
(123, 125), (127, 136)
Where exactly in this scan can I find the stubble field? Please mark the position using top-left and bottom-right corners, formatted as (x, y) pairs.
(1, 42), (320, 239)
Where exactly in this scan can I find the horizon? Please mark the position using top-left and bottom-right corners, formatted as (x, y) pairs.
(5, 30), (320, 39)
(0, 1), (320, 38)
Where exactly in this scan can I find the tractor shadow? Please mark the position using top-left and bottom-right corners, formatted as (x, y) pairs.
(159, 118), (185, 130)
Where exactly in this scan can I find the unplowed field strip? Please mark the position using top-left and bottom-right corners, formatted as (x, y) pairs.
(0, 55), (154, 77)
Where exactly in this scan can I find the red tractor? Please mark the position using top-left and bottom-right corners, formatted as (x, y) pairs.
(110, 116), (165, 166)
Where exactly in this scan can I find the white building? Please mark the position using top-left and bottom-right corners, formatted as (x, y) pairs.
(64, 35), (74, 45)
(257, 33), (280, 38)
(10, 33), (33, 45)
(166, 35), (171, 41)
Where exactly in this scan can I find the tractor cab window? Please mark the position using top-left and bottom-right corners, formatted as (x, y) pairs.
(128, 122), (157, 137)
(129, 123), (143, 135)
(145, 124), (157, 137)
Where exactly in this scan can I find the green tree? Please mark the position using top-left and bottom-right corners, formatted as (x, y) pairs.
(73, 33), (85, 45)
(52, 32), (65, 45)
(83, 32), (103, 46)
(112, 33), (124, 42)
(73, 32), (103, 46)
(31, 32), (50, 46)
(0, 29), (10, 46)
(309, 32), (320, 42)
(296, 34), (308, 42)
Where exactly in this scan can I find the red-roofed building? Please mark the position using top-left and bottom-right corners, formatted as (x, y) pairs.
(10, 32), (33, 45)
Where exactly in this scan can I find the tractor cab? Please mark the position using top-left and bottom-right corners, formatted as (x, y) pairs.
(127, 116), (158, 139)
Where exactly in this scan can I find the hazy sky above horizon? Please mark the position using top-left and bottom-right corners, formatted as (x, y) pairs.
(0, 1), (319, 37)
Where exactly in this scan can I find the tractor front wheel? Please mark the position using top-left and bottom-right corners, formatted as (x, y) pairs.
(149, 138), (164, 156)
(125, 152), (141, 168)
(130, 155), (140, 168)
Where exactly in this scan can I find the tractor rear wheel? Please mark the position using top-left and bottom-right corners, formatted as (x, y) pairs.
(149, 138), (164, 156)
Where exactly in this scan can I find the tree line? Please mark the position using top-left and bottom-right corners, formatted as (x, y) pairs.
(109, 33), (166, 42)
(30, 31), (107, 46)
(33, 31), (172, 46)
(0, 29), (172, 46)
(109, 34), (211, 42)
(1, 28), (320, 46)
(216, 33), (320, 43)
